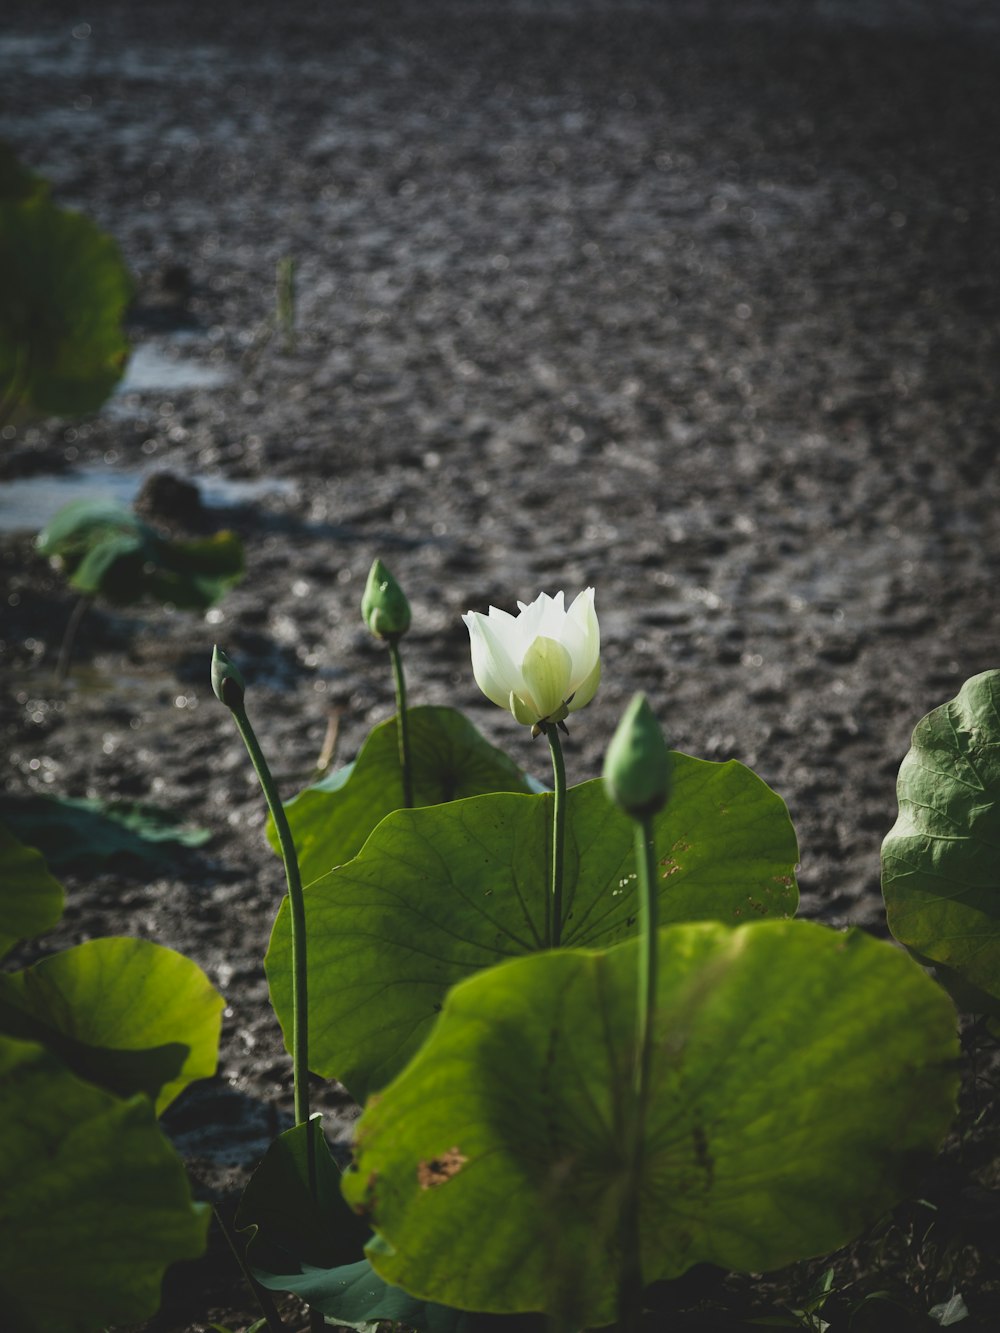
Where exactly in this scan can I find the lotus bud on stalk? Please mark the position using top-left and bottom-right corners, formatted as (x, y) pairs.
(210, 644), (246, 712)
(362, 558), (414, 806)
(603, 693), (672, 818)
(361, 559), (411, 640)
(209, 645), (312, 1139)
(462, 588), (600, 738)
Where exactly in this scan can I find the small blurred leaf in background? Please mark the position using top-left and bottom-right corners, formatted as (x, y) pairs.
(36, 498), (244, 609)
(0, 793), (210, 875)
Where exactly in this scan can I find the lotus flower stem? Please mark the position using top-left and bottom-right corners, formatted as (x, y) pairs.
(388, 637), (414, 808)
(547, 725), (568, 947)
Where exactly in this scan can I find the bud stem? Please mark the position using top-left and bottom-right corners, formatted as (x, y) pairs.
(617, 812), (660, 1333)
(633, 814), (658, 1106)
(387, 637), (414, 808)
(223, 697), (311, 1133)
(547, 726), (567, 947)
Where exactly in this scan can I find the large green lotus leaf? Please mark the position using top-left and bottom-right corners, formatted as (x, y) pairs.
(267, 757), (798, 1098)
(0, 987), (188, 1109)
(0, 1035), (210, 1333)
(0, 937), (224, 1114)
(0, 822), (64, 960)
(0, 193), (132, 416)
(342, 919), (958, 1325)
(272, 705), (533, 886)
(882, 670), (1000, 1002)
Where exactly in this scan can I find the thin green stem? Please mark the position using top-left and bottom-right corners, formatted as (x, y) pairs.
(547, 726), (567, 947)
(633, 816), (658, 1108)
(617, 815), (659, 1333)
(388, 636), (413, 808)
(229, 703), (311, 1131)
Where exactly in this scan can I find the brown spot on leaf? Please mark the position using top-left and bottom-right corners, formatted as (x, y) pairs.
(417, 1146), (468, 1189)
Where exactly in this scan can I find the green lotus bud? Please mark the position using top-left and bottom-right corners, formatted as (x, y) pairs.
(603, 693), (671, 818)
(361, 559), (411, 639)
(211, 644), (246, 712)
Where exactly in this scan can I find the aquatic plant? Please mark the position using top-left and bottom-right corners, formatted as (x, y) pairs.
(217, 570), (962, 1332)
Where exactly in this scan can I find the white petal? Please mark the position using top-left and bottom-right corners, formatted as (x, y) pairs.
(520, 635), (573, 720)
(536, 590), (567, 640)
(567, 656), (601, 712)
(566, 587), (600, 688)
(513, 592), (549, 645)
(463, 612), (520, 709)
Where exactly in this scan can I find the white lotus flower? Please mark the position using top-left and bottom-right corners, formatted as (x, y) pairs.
(462, 589), (601, 730)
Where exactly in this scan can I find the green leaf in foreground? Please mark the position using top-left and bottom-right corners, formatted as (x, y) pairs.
(882, 669), (1000, 1004)
(0, 822), (64, 960)
(267, 756), (798, 1098)
(0, 937), (224, 1114)
(272, 705), (533, 886)
(0, 1035), (210, 1333)
(342, 920), (958, 1326)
